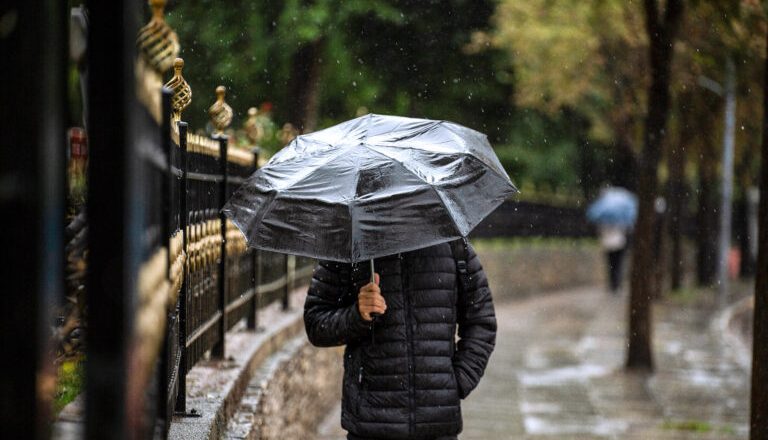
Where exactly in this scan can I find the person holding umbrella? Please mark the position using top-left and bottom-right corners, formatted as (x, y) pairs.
(305, 237), (495, 440)
(586, 186), (638, 294)
(223, 114), (517, 439)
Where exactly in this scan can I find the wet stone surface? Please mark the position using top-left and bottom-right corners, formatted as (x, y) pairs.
(315, 286), (750, 439)
(225, 338), (342, 440)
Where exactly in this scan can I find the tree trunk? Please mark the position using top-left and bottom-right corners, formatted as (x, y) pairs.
(628, 0), (684, 371)
(697, 145), (719, 285)
(736, 148), (758, 278)
(610, 138), (639, 192)
(749, 24), (768, 440)
(287, 38), (324, 133)
(668, 107), (689, 291)
(652, 202), (668, 299)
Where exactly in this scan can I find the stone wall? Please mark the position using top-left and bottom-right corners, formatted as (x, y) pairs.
(254, 342), (342, 439)
(226, 336), (343, 440)
(474, 239), (606, 300)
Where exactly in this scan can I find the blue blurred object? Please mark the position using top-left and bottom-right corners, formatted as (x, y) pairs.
(586, 187), (638, 227)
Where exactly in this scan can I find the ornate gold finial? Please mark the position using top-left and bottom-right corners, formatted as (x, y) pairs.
(279, 122), (299, 146)
(137, 0), (180, 73)
(208, 85), (233, 135)
(243, 107), (265, 145)
(163, 58), (192, 120)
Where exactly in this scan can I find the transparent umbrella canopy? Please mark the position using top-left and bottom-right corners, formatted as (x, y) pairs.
(222, 113), (518, 267)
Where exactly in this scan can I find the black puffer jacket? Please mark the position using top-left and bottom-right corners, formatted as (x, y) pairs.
(304, 241), (496, 440)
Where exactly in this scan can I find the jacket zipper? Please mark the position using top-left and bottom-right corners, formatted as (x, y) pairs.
(357, 365), (365, 414)
(401, 253), (415, 437)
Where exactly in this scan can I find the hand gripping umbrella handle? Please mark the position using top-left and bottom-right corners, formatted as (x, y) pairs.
(369, 259), (378, 345)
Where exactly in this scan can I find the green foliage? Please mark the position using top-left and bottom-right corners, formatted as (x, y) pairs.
(495, 110), (580, 193)
(493, 108), (615, 200)
(490, 0), (646, 144)
(54, 357), (84, 415)
(342, 0), (516, 142)
(161, 0), (605, 199)
(164, 0), (514, 139)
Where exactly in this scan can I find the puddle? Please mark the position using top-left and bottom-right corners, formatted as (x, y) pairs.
(519, 364), (610, 386)
(523, 415), (629, 435)
(687, 369), (725, 388)
(664, 341), (683, 355)
(520, 401), (562, 414)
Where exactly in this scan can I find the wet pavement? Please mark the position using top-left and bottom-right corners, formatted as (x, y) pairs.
(315, 286), (750, 439)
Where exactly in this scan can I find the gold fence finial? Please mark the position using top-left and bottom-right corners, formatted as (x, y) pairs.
(163, 58), (192, 120)
(243, 107), (264, 145)
(137, 0), (180, 73)
(208, 85), (233, 135)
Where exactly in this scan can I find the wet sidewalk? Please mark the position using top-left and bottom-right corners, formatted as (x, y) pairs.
(316, 287), (750, 439)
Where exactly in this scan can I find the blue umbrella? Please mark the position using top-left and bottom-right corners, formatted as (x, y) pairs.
(586, 187), (638, 227)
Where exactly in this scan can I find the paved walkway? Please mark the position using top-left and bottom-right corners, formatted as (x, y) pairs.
(316, 287), (750, 439)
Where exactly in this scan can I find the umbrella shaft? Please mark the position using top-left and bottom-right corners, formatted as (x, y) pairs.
(369, 258), (378, 344)
(370, 259), (375, 284)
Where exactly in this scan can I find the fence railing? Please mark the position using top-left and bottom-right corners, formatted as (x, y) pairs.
(117, 2), (316, 436)
(470, 199), (593, 238)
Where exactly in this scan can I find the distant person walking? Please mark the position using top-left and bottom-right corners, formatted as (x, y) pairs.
(587, 187), (638, 294)
(597, 223), (630, 293)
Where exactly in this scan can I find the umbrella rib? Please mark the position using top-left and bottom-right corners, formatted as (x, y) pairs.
(440, 123), (514, 185)
(362, 143), (518, 195)
(270, 137), (336, 167)
(272, 144), (356, 191)
(349, 169), (362, 263)
(424, 182), (465, 237)
(359, 145), (465, 237)
(363, 113), (373, 140)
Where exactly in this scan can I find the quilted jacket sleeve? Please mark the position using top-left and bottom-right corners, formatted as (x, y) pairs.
(304, 260), (372, 347)
(453, 243), (497, 398)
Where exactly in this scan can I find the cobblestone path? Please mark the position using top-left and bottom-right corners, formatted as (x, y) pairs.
(316, 287), (750, 439)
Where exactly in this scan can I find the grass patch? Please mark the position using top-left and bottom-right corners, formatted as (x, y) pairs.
(665, 287), (707, 306)
(662, 419), (713, 432)
(473, 236), (598, 251)
(662, 419), (736, 435)
(54, 357), (84, 415)
(665, 284), (732, 307)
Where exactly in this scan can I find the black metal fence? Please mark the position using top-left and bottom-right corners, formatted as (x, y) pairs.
(471, 199), (593, 238)
(145, 94), (316, 428)
(81, 1), (317, 434)
(0, 1), (317, 437)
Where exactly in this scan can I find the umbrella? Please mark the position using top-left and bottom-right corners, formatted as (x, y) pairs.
(222, 113), (517, 268)
(586, 187), (638, 227)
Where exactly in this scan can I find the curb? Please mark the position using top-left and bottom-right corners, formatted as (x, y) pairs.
(168, 287), (309, 440)
(714, 293), (753, 372)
